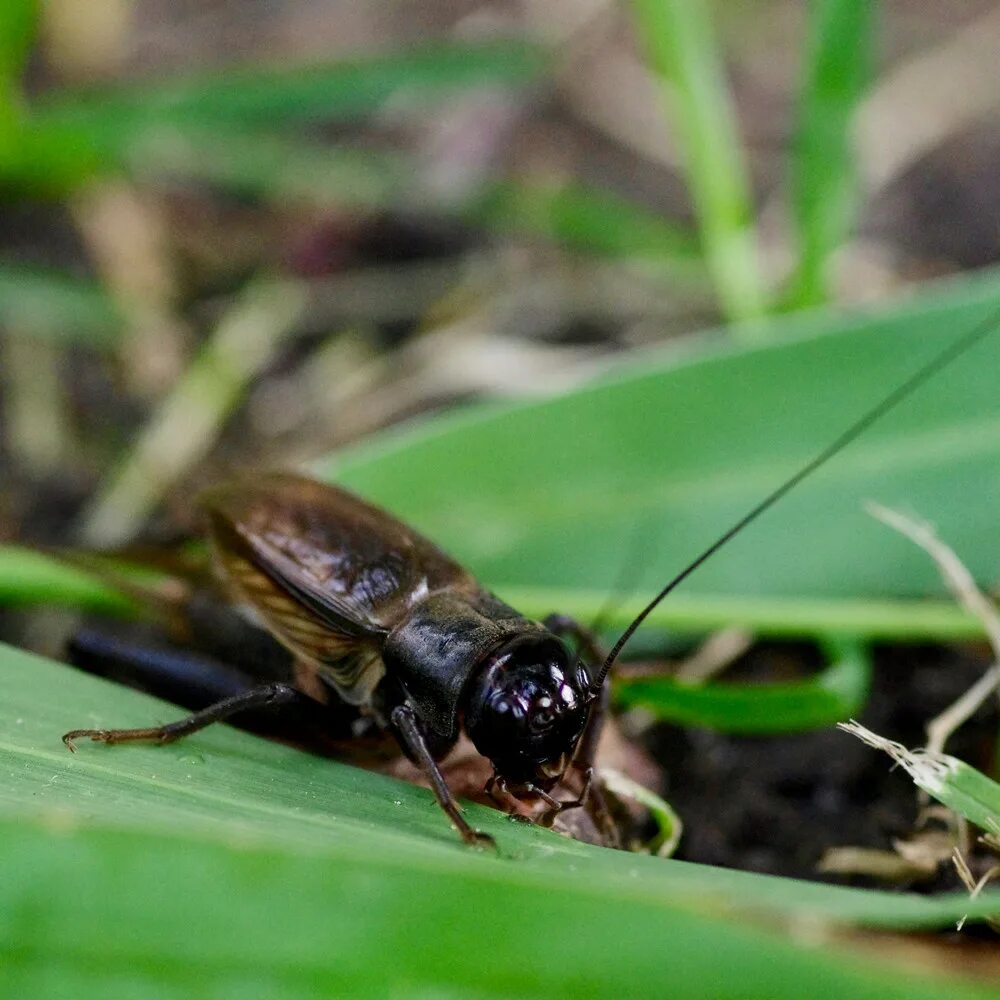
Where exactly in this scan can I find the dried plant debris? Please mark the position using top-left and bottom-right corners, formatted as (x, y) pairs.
(825, 505), (1000, 918)
(819, 807), (963, 884)
(953, 848), (1000, 933)
(840, 719), (1000, 929)
(867, 502), (1000, 757)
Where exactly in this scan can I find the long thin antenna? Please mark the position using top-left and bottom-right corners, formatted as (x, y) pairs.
(591, 304), (1000, 693)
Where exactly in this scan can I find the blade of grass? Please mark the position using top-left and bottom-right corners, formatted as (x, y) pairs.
(0, 264), (121, 346)
(786, 0), (875, 309)
(840, 722), (1000, 834)
(615, 636), (871, 733)
(0, 0), (35, 148)
(0, 546), (140, 615)
(35, 39), (546, 134)
(471, 177), (701, 263)
(629, 0), (765, 326)
(4, 637), (1000, 935)
(314, 272), (1000, 606)
(5, 811), (998, 1000)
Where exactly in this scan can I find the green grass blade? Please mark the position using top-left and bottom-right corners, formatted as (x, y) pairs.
(616, 636), (870, 732)
(471, 178), (701, 262)
(9, 116), (703, 265)
(841, 722), (1000, 833)
(502, 587), (984, 641)
(35, 39), (546, 133)
(1, 641), (999, 1000)
(5, 274), (1000, 645)
(0, 264), (121, 345)
(0, 0), (35, 147)
(629, 0), (764, 324)
(786, 0), (875, 308)
(0, 546), (139, 615)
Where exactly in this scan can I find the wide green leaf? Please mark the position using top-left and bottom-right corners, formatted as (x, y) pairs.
(316, 271), (1000, 621)
(1, 641), (998, 999)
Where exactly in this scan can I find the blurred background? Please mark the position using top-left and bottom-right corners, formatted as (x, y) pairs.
(3, 0), (1000, 559)
(2, 0), (1000, 894)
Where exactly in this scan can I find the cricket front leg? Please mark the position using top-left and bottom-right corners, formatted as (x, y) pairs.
(391, 704), (496, 849)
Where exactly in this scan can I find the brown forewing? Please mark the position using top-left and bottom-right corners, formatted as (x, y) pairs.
(201, 473), (483, 704)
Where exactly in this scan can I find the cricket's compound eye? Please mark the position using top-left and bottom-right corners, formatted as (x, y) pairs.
(465, 636), (589, 785)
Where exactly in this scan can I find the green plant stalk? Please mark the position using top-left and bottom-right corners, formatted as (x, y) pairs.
(787, 0), (875, 308)
(630, 0), (765, 326)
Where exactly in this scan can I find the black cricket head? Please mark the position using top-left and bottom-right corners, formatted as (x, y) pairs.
(464, 634), (592, 788)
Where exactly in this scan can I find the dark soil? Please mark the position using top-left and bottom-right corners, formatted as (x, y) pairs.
(651, 642), (999, 888)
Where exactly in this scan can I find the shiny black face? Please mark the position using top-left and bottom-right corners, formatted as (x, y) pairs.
(464, 635), (591, 786)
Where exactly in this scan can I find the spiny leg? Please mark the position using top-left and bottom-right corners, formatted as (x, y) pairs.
(391, 704), (495, 849)
(63, 682), (301, 750)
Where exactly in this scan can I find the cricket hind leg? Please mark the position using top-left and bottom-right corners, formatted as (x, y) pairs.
(68, 622), (261, 709)
(64, 623), (358, 752)
(63, 682), (303, 750)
